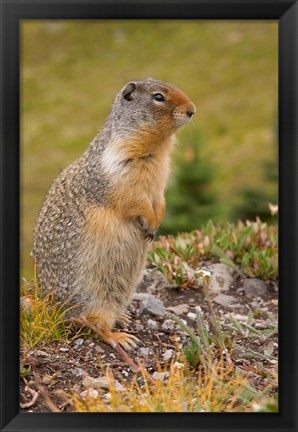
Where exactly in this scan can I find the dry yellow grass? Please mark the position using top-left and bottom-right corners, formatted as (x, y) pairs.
(65, 355), (272, 412)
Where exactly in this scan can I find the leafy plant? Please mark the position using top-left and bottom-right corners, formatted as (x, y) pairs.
(149, 218), (278, 286)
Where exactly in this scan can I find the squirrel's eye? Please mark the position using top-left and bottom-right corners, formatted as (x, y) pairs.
(153, 93), (165, 102)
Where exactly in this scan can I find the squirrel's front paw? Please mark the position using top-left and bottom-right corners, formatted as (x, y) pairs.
(136, 217), (156, 242)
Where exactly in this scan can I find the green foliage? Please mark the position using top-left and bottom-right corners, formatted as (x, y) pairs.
(149, 218), (278, 286)
(171, 308), (231, 369)
(227, 312), (278, 362)
(162, 129), (220, 234)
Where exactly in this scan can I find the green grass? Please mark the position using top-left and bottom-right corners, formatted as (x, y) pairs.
(21, 20), (278, 279)
(20, 276), (81, 349)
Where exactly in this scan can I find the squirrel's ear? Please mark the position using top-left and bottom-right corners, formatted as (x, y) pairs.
(122, 82), (136, 101)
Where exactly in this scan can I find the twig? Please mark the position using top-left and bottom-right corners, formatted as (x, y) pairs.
(20, 386), (39, 409)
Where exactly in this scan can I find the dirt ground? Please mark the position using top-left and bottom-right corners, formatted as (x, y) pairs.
(20, 264), (278, 412)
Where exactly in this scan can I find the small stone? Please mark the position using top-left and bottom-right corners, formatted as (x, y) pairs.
(133, 293), (150, 301)
(138, 347), (150, 357)
(234, 344), (243, 355)
(137, 376), (144, 385)
(137, 267), (170, 294)
(213, 294), (238, 307)
(34, 350), (48, 357)
(187, 312), (197, 321)
(114, 381), (125, 392)
(140, 295), (166, 317)
(166, 304), (189, 315)
(109, 353), (116, 359)
(59, 347), (69, 352)
(122, 370), (129, 377)
(83, 375), (124, 392)
(243, 279), (268, 297)
(80, 389), (99, 400)
(74, 338), (84, 346)
(89, 342), (95, 348)
(83, 376), (109, 390)
(152, 371), (169, 381)
(161, 319), (175, 331)
(206, 263), (234, 292)
(175, 319), (188, 334)
(95, 345), (104, 353)
(147, 319), (158, 330)
(173, 361), (184, 369)
(162, 349), (174, 361)
(194, 305), (204, 317)
(69, 367), (84, 377)
(231, 314), (247, 322)
(135, 323), (143, 332)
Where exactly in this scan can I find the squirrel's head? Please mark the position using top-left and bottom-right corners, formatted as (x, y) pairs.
(112, 78), (196, 139)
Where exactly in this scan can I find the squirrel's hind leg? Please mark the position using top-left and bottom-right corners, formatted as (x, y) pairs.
(73, 315), (140, 372)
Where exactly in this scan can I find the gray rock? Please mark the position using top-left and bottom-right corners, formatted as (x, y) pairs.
(206, 263), (234, 292)
(139, 295), (166, 317)
(243, 278), (268, 297)
(161, 319), (175, 331)
(74, 338), (84, 346)
(166, 304), (189, 315)
(187, 312), (197, 321)
(59, 347), (69, 353)
(83, 375), (108, 390)
(152, 371), (169, 381)
(70, 367), (85, 377)
(231, 314), (247, 322)
(138, 347), (150, 357)
(147, 319), (158, 330)
(34, 350), (48, 357)
(132, 293), (150, 301)
(83, 375), (124, 392)
(80, 389), (99, 400)
(162, 349), (174, 361)
(134, 323), (144, 332)
(213, 293), (238, 307)
(194, 305), (204, 316)
(137, 267), (170, 294)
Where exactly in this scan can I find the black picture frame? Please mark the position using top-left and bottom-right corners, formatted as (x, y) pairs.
(0, 1), (297, 431)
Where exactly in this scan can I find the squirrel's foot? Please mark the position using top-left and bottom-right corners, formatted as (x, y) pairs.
(136, 217), (156, 242)
(100, 330), (141, 372)
(73, 317), (140, 372)
(116, 313), (131, 329)
(109, 331), (140, 351)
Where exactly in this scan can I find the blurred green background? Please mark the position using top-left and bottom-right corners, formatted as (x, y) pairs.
(21, 20), (278, 280)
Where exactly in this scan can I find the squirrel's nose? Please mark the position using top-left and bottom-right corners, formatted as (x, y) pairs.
(186, 109), (195, 118)
(186, 102), (196, 118)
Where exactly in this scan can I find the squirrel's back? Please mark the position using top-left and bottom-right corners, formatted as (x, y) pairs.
(33, 78), (196, 322)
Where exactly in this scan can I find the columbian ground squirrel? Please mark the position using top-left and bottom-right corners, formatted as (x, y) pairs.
(33, 78), (196, 367)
